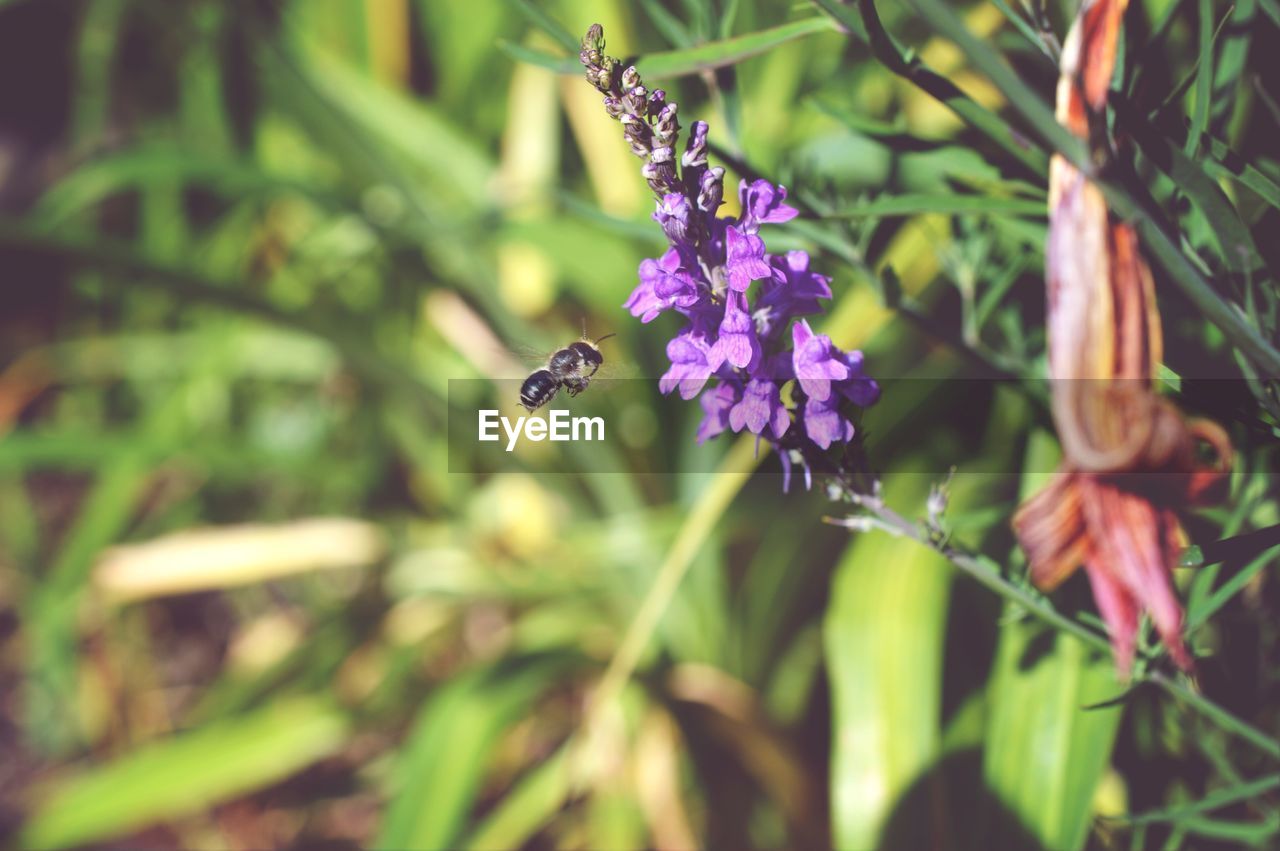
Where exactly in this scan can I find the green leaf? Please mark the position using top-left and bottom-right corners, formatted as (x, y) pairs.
(1184, 0), (1215, 157)
(21, 698), (349, 849)
(507, 0), (579, 53)
(825, 475), (951, 849)
(816, 0), (1048, 176)
(980, 431), (1124, 851)
(1115, 98), (1261, 275)
(501, 16), (839, 79)
(638, 0), (694, 48)
(376, 660), (561, 851)
(1124, 773), (1280, 825)
(982, 619), (1124, 850)
(461, 745), (572, 850)
(823, 194), (1046, 218)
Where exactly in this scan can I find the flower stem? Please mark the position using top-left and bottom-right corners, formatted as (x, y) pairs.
(847, 499), (1280, 760)
(1148, 670), (1280, 760)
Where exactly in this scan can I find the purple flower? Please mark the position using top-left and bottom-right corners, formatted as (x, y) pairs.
(792, 319), (849, 401)
(697, 380), (739, 443)
(708, 290), (761, 371)
(728, 378), (789, 438)
(724, 226), (771, 292)
(738, 179), (799, 232)
(834, 349), (881, 406)
(626, 248), (701, 322)
(803, 394), (855, 449)
(659, 328), (715, 400)
(755, 251), (832, 337)
(653, 193), (693, 244)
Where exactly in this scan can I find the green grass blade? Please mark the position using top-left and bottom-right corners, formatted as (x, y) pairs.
(376, 660), (561, 851)
(1210, 0), (1257, 132)
(896, 0), (1086, 167)
(638, 0), (694, 48)
(502, 16), (839, 79)
(461, 745), (572, 850)
(1115, 99), (1260, 274)
(1184, 0), (1215, 157)
(20, 698), (349, 849)
(507, 0), (578, 52)
(1123, 773), (1280, 825)
(823, 194), (1046, 218)
(816, 0), (1048, 176)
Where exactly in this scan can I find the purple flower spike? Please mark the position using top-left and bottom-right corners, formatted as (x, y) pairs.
(728, 378), (789, 439)
(579, 25), (880, 493)
(653, 193), (693, 244)
(792, 319), (849, 401)
(697, 381), (740, 443)
(626, 248), (700, 322)
(660, 329), (715, 400)
(739, 179), (799, 233)
(709, 290), (761, 371)
(724, 226), (772, 292)
(803, 395), (855, 449)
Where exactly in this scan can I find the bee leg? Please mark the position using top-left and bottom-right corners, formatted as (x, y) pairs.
(564, 377), (589, 397)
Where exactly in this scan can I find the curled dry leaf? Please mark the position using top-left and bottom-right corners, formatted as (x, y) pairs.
(1013, 0), (1232, 676)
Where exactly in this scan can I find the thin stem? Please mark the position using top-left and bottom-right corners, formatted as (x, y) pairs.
(846, 498), (1113, 655)
(838, 498), (1280, 761)
(1149, 671), (1280, 759)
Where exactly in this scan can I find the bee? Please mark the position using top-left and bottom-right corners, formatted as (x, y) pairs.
(518, 332), (616, 411)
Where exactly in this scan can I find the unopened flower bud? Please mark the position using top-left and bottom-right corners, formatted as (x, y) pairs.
(698, 166), (724, 212)
(647, 89), (666, 117)
(621, 65), (640, 89)
(656, 103), (679, 135)
(682, 120), (709, 169)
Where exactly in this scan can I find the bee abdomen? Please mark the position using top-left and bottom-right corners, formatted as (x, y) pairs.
(519, 369), (560, 411)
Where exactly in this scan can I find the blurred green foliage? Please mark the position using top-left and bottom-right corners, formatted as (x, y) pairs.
(0, 0), (1277, 848)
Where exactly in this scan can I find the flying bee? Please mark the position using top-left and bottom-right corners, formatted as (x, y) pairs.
(518, 332), (616, 411)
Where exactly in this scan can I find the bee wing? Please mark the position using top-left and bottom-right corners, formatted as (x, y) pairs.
(469, 343), (548, 379)
(590, 359), (637, 380)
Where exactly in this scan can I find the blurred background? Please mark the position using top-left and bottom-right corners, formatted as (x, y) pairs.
(1, 0), (1277, 848)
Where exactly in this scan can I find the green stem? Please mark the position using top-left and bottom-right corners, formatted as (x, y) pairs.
(1149, 671), (1280, 759)
(857, 500), (1113, 655)
(848, 500), (1280, 761)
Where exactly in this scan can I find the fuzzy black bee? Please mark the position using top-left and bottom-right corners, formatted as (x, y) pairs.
(518, 333), (616, 411)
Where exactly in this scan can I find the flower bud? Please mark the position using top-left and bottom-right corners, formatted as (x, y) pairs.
(682, 120), (709, 169)
(653, 193), (692, 243)
(698, 166), (724, 212)
(647, 89), (666, 117)
(621, 65), (640, 89)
